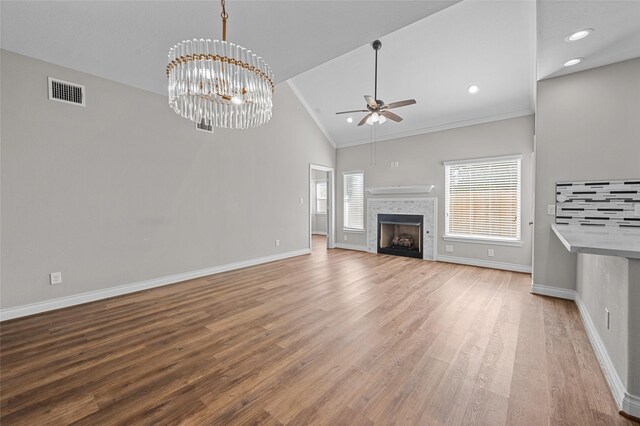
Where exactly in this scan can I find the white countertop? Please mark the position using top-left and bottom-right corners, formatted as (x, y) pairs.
(551, 224), (640, 259)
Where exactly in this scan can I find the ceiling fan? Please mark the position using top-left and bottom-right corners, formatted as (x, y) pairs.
(336, 40), (416, 126)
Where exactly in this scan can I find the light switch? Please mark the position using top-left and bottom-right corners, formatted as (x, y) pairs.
(547, 205), (555, 215)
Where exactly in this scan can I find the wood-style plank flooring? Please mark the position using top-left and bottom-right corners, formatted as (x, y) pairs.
(1, 236), (636, 425)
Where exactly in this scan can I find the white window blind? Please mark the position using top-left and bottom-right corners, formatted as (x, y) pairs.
(343, 172), (364, 230)
(445, 156), (521, 242)
(316, 181), (327, 214)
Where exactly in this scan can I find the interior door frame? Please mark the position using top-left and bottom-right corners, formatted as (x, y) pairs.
(309, 164), (335, 250)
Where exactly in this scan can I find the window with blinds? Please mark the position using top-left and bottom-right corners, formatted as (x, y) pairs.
(316, 181), (327, 214)
(445, 155), (521, 242)
(343, 171), (364, 230)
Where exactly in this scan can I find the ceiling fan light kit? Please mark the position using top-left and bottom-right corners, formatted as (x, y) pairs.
(166, 0), (275, 130)
(336, 40), (416, 126)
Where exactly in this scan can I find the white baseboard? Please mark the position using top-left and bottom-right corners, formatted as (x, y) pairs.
(437, 255), (532, 273)
(334, 243), (370, 252)
(575, 294), (640, 417)
(622, 393), (640, 418)
(0, 248), (310, 321)
(530, 283), (576, 300)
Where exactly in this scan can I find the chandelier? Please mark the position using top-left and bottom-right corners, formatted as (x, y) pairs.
(166, 0), (274, 129)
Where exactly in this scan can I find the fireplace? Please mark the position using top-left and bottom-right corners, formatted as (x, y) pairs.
(377, 214), (424, 259)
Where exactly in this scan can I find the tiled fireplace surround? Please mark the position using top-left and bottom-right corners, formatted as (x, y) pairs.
(367, 198), (437, 260)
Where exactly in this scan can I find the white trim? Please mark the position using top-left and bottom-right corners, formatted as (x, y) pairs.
(337, 110), (534, 148)
(438, 255), (532, 273)
(0, 249), (310, 321)
(443, 154), (523, 166)
(343, 228), (365, 234)
(443, 236), (523, 247)
(574, 294), (633, 416)
(335, 243), (370, 252)
(367, 197), (437, 203)
(623, 393), (640, 418)
(530, 283), (576, 300)
(309, 164), (335, 250)
(286, 80), (336, 148)
(312, 232), (327, 236)
(366, 185), (434, 195)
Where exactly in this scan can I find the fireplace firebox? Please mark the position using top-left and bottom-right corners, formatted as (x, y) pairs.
(377, 214), (424, 259)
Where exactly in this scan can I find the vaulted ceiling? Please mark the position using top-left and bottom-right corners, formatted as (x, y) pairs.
(2, 1), (639, 148)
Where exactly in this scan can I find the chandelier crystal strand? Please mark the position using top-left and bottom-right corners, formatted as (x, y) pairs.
(166, 0), (274, 129)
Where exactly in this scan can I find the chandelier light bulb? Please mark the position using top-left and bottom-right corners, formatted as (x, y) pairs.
(371, 112), (380, 122)
(378, 115), (387, 124)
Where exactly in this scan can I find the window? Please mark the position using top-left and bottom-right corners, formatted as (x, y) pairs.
(343, 171), (364, 230)
(316, 181), (327, 214)
(445, 155), (521, 243)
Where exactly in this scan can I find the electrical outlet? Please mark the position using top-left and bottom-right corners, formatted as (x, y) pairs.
(547, 205), (555, 215)
(390, 161), (394, 167)
(394, 161), (399, 167)
(605, 308), (610, 330)
(488, 248), (495, 257)
(50, 272), (62, 285)
(634, 203), (640, 217)
(445, 245), (453, 253)
(275, 239), (280, 247)
(299, 197), (304, 205)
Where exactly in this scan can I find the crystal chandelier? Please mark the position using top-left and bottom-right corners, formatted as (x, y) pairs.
(166, 0), (274, 129)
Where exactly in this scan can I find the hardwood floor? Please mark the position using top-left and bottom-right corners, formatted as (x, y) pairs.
(1, 236), (635, 425)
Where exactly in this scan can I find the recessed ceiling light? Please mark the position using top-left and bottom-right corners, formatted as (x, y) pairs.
(566, 28), (593, 42)
(346, 117), (353, 123)
(563, 58), (582, 67)
(467, 85), (479, 94)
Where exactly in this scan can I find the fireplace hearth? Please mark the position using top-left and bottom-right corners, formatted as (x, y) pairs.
(377, 214), (424, 259)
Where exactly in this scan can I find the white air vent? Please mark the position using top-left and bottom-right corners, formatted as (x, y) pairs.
(196, 119), (213, 133)
(48, 77), (85, 106)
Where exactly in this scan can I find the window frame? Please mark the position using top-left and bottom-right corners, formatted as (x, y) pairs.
(315, 181), (327, 214)
(444, 155), (522, 246)
(343, 170), (365, 232)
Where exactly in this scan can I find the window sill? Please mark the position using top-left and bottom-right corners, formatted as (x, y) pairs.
(443, 235), (523, 247)
(343, 228), (365, 234)
(314, 212), (327, 215)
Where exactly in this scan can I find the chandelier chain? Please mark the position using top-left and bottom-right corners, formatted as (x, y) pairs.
(220, 0), (228, 41)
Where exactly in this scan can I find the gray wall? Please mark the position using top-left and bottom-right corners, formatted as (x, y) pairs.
(533, 58), (640, 290)
(335, 115), (534, 267)
(0, 50), (335, 309)
(577, 254), (629, 387)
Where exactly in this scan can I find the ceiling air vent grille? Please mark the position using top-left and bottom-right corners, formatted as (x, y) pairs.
(196, 119), (214, 133)
(48, 77), (85, 106)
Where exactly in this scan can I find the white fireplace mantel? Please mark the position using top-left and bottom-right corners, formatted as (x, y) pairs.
(366, 197), (437, 260)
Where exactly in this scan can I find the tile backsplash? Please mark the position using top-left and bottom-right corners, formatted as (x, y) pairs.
(555, 179), (640, 228)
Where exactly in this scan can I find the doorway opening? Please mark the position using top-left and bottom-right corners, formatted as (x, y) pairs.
(309, 164), (335, 251)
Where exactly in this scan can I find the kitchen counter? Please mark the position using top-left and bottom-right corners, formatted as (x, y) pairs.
(551, 223), (640, 259)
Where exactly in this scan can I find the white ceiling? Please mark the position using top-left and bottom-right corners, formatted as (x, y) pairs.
(0, 0), (459, 94)
(291, 0), (536, 147)
(2, 1), (639, 148)
(537, 0), (640, 80)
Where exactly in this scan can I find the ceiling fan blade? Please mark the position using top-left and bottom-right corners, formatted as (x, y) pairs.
(358, 113), (373, 126)
(364, 95), (377, 109)
(335, 109), (369, 115)
(386, 99), (416, 109)
(381, 111), (403, 122)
